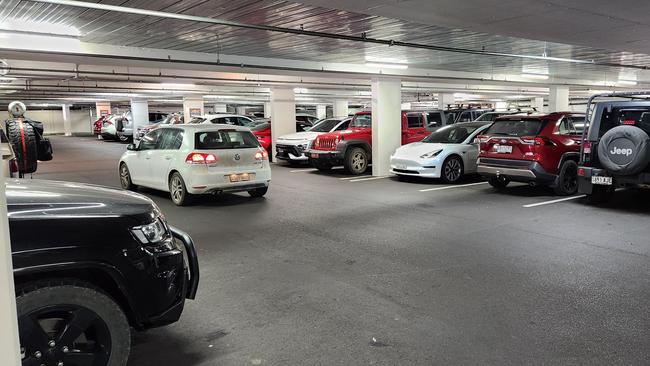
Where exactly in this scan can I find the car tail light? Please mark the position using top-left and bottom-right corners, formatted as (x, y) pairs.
(583, 141), (592, 154)
(185, 152), (218, 164)
(577, 168), (586, 176)
(622, 120), (636, 125)
(521, 136), (553, 146)
(476, 135), (489, 143)
(255, 150), (269, 160)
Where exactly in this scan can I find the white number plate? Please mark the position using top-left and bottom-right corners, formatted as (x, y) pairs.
(495, 145), (513, 154)
(395, 164), (407, 170)
(591, 176), (612, 185)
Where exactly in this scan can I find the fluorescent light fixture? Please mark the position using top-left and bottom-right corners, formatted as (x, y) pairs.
(160, 83), (196, 89)
(521, 73), (549, 80)
(0, 20), (80, 37)
(365, 63), (408, 70)
(293, 87), (308, 94)
(618, 79), (638, 86)
(365, 56), (408, 64)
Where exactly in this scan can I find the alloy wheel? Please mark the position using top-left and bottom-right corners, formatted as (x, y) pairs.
(119, 165), (130, 188)
(562, 165), (578, 192)
(444, 158), (462, 182)
(171, 176), (183, 203)
(352, 152), (366, 172)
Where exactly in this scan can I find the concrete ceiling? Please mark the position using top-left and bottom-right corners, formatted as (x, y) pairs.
(294, 0), (650, 55)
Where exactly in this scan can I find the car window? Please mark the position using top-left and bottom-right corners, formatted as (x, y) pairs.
(407, 115), (423, 128)
(189, 117), (205, 124)
(195, 130), (260, 149)
(337, 119), (351, 130)
(296, 121), (311, 132)
(351, 114), (371, 127)
(159, 129), (184, 150)
(485, 119), (547, 137)
(139, 129), (162, 150)
(423, 124), (483, 143)
(427, 112), (443, 127)
(444, 112), (456, 125)
(597, 108), (650, 137)
(457, 111), (473, 123)
(238, 117), (254, 127)
(310, 119), (342, 132)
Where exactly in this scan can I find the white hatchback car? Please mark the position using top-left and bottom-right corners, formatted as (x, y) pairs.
(119, 124), (271, 205)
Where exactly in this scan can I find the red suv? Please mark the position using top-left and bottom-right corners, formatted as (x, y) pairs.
(477, 112), (585, 195)
(306, 111), (428, 174)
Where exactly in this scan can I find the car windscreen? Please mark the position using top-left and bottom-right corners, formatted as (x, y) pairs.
(310, 119), (342, 132)
(597, 107), (650, 137)
(195, 130), (260, 150)
(423, 124), (482, 143)
(351, 114), (371, 127)
(189, 117), (206, 124)
(484, 119), (546, 137)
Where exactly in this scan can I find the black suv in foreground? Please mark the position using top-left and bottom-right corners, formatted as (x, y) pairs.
(9, 179), (199, 366)
(578, 92), (650, 202)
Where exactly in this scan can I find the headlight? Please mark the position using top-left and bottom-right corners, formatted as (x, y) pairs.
(131, 218), (174, 252)
(420, 150), (443, 159)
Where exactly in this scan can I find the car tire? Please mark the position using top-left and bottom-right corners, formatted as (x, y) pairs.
(7, 120), (38, 174)
(344, 147), (368, 175)
(119, 163), (137, 191)
(587, 185), (614, 204)
(597, 125), (650, 175)
(248, 186), (268, 197)
(488, 176), (510, 189)
(553, 160), (579, 196)
(441, 155), (464, 184)
(169, 172), (193, 206)
(16, 280), (130, 366)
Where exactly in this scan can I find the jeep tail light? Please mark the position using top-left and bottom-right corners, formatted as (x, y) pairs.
(583, 141), (592, 154)
(185, 152), (218, 164)
(577, 168), (586, 176)
(622, 120), (636, 125)
(255, 150), (269, 160)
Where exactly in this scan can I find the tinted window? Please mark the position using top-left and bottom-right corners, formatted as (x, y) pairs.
(476, 113), (499, 122)
(310, 118), (342, 132)
(336, 119), (351, 131)
(195, 130), (260, 149)
(485, 119), (546, 137)
(457, 111), (473, 123)
(444, 112), (456, 125)
(159, 129), (184, 150)
(351, 114), (371, 127)
(407, 115), (423, 128)
(296, 121), (311, 132)
(423, 124), (482, 144)
(216, 117), (240, 125)
(139, 129), (162, 150)
(252, 122), (270, 132)
(598, 108), (650, 137)
(238, 117), (255, 127)
(427, 112), (443, 127)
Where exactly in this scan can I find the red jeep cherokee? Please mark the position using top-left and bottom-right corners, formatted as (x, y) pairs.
(477, 112), (585, 195)
(307, 111), (428, 174)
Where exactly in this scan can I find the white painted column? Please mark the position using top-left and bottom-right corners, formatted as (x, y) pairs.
(95, 101), (111, 119)
(264, 102), (272, 118)
(213, 103), (227, 113)
(270, 88), (296, 161)
(130, 99), (149, 133)
(371, 77), (402, 177)
(531, 97), (545, 112)
(183, 97), (204, 123)
(548, 86), (570, 112)
(236, 106), (247, 115)
(333, 100), (349, 117)
(62, 104), (72, 136)
(316, 105), (327, 120)
(438, 93), (455, 110)
(0, 175), (20, 366)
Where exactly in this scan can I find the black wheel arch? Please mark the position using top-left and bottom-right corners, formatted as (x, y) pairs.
(338, 140), (372, 160)
(557, 152), (581, 171)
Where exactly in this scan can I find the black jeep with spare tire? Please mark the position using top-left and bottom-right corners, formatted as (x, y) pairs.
(578, 92), (650, 203)
(9, 179), (199, 366)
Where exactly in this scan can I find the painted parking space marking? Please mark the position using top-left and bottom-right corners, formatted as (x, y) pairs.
(349, 176), (391, 183)
(522, 195), (586, 208)
(419, 182), (488, 192)
(339, 175), (372, 180)
(289, 168), (319, 173)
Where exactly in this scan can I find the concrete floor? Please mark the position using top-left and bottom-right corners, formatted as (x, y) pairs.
(34, 136), (650, 365)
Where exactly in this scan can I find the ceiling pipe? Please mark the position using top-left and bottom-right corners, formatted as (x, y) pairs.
(29, 0), (649, 70)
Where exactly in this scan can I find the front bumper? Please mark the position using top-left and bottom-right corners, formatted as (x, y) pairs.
(390, 157), (440, 178)
(305, 149), (342, 165)
(276, 143), (309, 161)
(477, 158), (556, 184)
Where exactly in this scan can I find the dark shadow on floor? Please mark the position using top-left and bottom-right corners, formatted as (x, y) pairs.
(127, 327), (219, 366)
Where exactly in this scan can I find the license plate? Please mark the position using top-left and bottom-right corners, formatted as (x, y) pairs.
(591, 176), (612, 185)
(395, 164), (407, 170)
(310, 153), (319, 158)
(227, 173), (256, 183)
(495, 145), (513, 154)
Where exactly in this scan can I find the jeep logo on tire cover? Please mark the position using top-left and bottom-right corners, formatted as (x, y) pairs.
(607, 137), (635, 165)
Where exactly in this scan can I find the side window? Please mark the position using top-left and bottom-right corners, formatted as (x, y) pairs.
(427, 112), (442, 127)
(558, 118), (571, 135)
(238, 117), (252, 126)
(407, 115), (423, 128)
(458, 111), (472, 123)
(569, 116), (585, 135)
(159, 129), (184, 150)
(335, 120), (350, 131)
(139, 129), (162, 151)
(445, 113), (456, 125)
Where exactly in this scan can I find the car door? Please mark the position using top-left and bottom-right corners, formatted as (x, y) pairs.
(130, 129), (162, 187)
(149, 128), (184, 190)
(463, 125), (489, 172)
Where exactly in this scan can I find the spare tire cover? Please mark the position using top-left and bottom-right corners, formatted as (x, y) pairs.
(597, 125), (650, 175)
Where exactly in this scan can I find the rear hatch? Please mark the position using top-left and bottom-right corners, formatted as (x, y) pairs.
(479, 118), (548, 161)
(193, 129), (264, 170)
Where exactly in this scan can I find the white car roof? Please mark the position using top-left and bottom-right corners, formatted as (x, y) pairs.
(196, 114), (251, 119)
(160, 123), (252, 132)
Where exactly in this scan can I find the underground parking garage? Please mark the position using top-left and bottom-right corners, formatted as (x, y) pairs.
(1, 1), (650, 365)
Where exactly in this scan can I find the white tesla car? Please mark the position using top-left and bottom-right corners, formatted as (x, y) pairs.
(119, 124), (271, 205)
(390, 122), (491, 183)
(275, 117), (351, 162)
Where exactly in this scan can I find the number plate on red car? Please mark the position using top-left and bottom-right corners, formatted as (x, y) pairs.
(495, 145), (512, 154)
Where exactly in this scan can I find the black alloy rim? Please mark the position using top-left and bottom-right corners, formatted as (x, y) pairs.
(563, 165), (578, 192)
(444, 158), (462, 182)
(19, 305), (111, 366)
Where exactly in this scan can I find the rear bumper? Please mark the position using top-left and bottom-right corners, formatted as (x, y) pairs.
(578, 166), (650, 193)
(185, 166), (271, 194)
(477, 158), (556, 184)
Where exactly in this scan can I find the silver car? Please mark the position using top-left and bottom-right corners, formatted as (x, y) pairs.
(390, 122), (491, 183)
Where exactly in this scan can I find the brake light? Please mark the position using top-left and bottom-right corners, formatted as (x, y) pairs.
(185, 153), (218, 164)
(521, 136), (552, 146)
(255, 150), (268, 160)
(577, 168), (586, 176)
(622, 120), (636, 125)
(583, 141), (592, 154)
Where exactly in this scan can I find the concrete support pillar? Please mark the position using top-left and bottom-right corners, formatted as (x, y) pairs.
(236, 106), (247, 116)
(270, 88), (296, 161)
(62, 104), (72, 136)
(316, 105), (327, 120)
(264, 102), (272, 118)
(531, 97), (545, 112)
(213, 103), (227, 114)
(371, 77), (401, 177)
(333, 100), (349, 117)
(438, 93), (455, 110)
(95, 101), (111, 119)
(548, 86), (570, 112)
(130, 99), (149, 133)
(0, 175), (20, 365)
(183, 97), (204, 123)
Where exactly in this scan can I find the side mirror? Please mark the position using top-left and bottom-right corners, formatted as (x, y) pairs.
(126, 143), (137, 151)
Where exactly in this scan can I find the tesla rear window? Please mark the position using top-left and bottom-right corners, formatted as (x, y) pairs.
(195, 131), (260, 149)
(484, 119), (546, 137)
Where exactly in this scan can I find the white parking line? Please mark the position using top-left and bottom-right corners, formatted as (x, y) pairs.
(289, 168), (318, 173)
(349, 176), (391, 183)
(522, 195), (586, 208)
(339, 175), (372, 180)
(419, 182), (488, 192)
